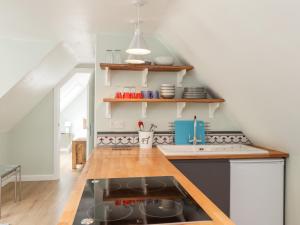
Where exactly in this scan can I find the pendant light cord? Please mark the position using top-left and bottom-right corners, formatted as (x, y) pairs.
(136, 2), (140, 29)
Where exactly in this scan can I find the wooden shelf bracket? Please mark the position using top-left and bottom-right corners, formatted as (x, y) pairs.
(105, 102), (112, 119)
(141, 68), (149, 87)
(104, 67), (111, 86)
(209, 103), (220, 119)
(177, 69), (187, 87)
(141, 102), (148, 118)
(177, 102), (186, 118)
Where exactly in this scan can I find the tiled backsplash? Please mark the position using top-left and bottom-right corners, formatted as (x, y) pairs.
(97, 131), (251, 146)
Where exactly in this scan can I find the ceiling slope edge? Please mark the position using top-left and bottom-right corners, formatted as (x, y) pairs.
(0, 42), (78, 132)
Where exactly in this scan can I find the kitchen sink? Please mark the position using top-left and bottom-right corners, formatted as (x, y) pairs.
(157, 144), (269, 156)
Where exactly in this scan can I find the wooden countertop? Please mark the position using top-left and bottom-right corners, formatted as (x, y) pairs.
(58, 146), (288, 225)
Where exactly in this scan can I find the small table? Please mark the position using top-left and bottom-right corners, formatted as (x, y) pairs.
(72, 138), (86, 169)
(0, 165), (21, 218)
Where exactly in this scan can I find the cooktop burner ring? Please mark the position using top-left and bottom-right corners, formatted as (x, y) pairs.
(107, 182), (122, 191)
(126, 179), (167, 193)
(87, 203), (134, 222)
(139, 200), (184, 218)
(81, 218), (94, 225)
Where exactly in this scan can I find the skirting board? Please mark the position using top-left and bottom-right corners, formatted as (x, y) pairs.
(1, 174), (57, 187)
(22, 174), (58, 181)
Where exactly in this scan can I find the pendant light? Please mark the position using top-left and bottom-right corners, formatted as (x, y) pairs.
(125, 54), (145, 64)
(126, 0), (151, 56)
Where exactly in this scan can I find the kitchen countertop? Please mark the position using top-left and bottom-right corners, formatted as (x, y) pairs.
(58, 146), (288, 225)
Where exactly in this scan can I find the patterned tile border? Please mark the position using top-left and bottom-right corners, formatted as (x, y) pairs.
(97, 131), (251, 146)
(206, 131), (252, 145)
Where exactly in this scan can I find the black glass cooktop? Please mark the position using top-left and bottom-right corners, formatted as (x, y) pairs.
(73, 176), (211, 225)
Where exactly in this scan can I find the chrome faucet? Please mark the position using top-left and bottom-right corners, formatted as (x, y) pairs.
(189, 115), (202, 145)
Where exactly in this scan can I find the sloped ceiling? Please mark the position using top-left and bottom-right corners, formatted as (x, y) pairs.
(156, 0), (300, 224)
(0, 38), (56, 98)
(0, 43), (77, 132)
(0, 0), (171, 63)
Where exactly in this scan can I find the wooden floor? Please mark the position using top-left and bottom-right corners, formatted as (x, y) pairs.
(0, 152), (82, 225)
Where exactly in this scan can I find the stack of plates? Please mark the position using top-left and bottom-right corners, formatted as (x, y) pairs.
(182, 87), (207, 99)
(160, 84), (175, 99)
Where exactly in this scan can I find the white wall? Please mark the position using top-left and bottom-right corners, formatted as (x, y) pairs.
(8, 91), (54, 176)
(0, 43), (78, 132)
(0, 38), (56, 98)
(0, 132), (8, 164)
(95, 34), (241, 132)
(60, 89), (87, 139)
(156, 1), (300, 224)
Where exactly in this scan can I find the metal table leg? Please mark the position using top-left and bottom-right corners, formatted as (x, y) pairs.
(18, 166), (22, 201)
(14, 169), (17, 202)
(0, 177), (2, 219)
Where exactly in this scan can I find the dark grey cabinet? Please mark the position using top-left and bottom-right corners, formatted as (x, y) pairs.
(171, 159), (230, 216)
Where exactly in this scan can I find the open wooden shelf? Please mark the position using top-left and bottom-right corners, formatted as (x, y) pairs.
(103, 98), (225, 103)
(102, 98), (225, 119)
(100, 63), (194, 72)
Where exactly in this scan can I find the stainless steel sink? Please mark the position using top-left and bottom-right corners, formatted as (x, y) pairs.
(157, 144), (269, 156)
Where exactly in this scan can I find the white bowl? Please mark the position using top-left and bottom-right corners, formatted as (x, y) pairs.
(161, 88), (175, 91)
(154, 56), (174, 66)
(161, 92), (175, 95)
(160, 90), (175, 93)
(161, 95), (175, 99)
(161, 83), (175, 87)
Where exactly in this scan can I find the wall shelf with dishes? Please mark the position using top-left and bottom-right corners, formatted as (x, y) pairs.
(99, 63), (194, 87)
(102, 98), (225, 119)
(99, 63), (225, 119)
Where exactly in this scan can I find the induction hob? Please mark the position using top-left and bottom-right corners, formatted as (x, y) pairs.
(73, 176), (212, 225)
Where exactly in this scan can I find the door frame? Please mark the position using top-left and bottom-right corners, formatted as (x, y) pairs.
(53, 66), (94, 180)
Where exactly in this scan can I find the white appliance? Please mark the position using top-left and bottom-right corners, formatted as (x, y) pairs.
(230, 159), (284, 225)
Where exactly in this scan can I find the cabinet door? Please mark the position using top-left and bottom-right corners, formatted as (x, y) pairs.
(171, 159), (230, 216)
(230, 159), (284, 225)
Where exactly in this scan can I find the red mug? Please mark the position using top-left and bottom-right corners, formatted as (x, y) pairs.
(135, 92), (143, 99)
(123, 92), (131, 99)
(115, 92), (122, 99)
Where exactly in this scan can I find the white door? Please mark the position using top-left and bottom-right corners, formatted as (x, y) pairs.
(230, 159), (284, 225)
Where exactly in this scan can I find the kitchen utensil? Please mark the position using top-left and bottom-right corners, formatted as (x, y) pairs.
(160, 84), (175, 99)
(149, 124), (157, 132)
(113, 50), (122, 64)
(135, 92), (143, 99)
(154, 56), (174, 66)
(160, 84), (176, 87)
(115, 92), (122, 99)
(182, 87), (208, 99)
(139, 131), (154, 149)
(138, 120), (144, 131)
(141, 90), (152, 99)
(123, 87), (131, 98)
(105, 49), (113, 63)
(147, 91), (153, 99)
(152, 91), (159, 99)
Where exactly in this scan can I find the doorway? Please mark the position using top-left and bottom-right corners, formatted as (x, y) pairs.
(54, 67), (95, 180)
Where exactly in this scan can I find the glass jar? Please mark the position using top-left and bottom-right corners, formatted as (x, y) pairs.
(113, 50), (122, 64)
(105, 50), (113, 63)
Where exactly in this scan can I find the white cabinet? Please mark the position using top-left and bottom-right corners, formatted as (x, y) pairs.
(230, 159), (284, 225)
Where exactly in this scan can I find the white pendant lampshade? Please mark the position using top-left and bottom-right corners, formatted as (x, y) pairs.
(125, 54), (145, 64)
(126, 27), (150, 55)
(126, 0), (151, 56)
